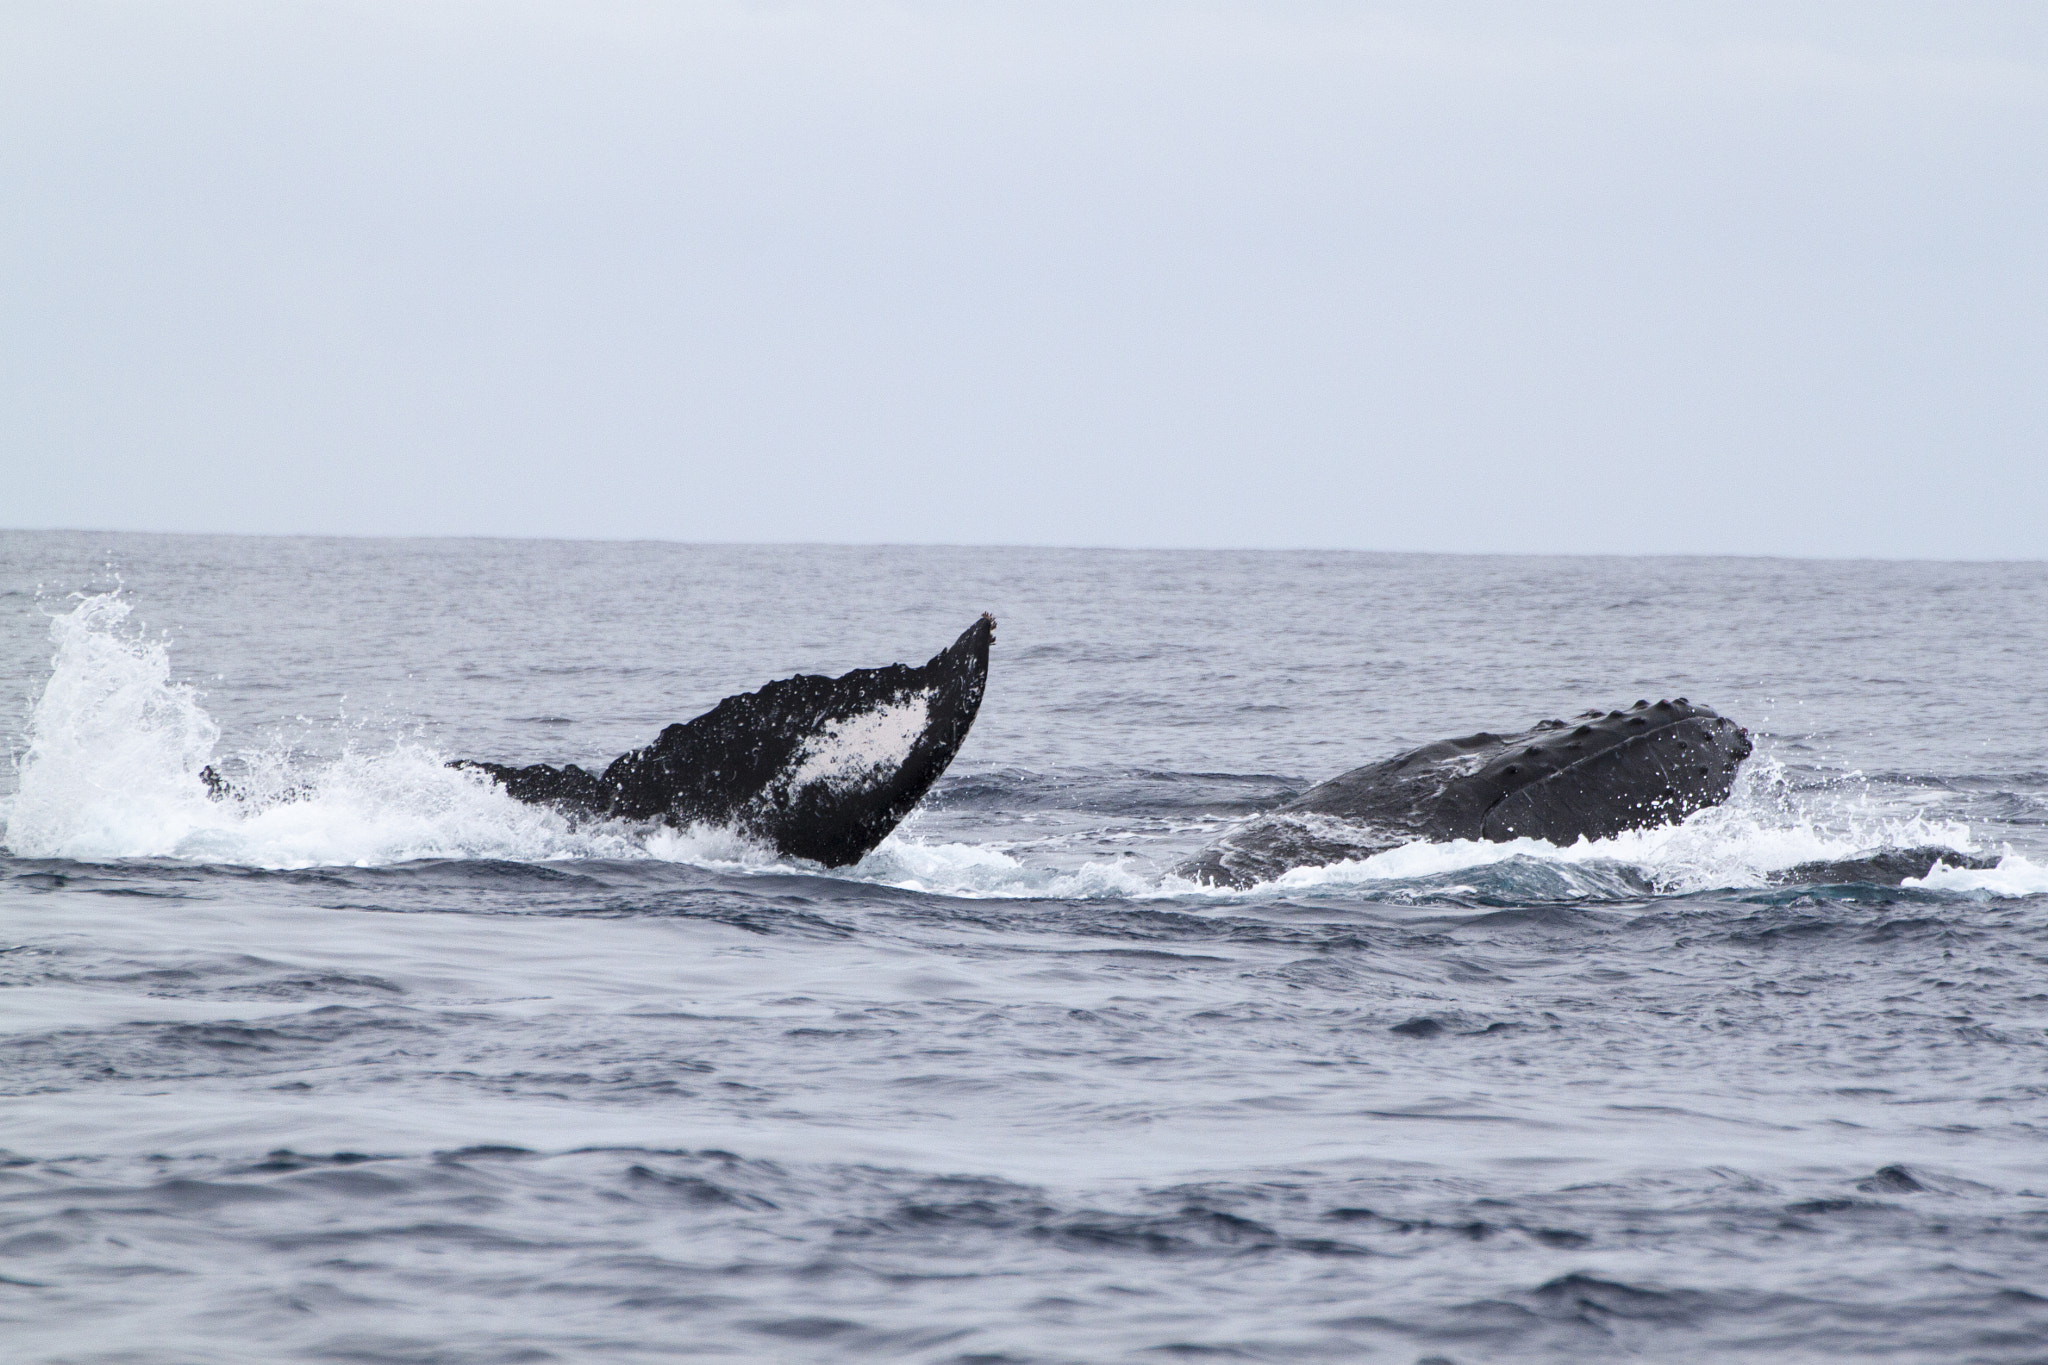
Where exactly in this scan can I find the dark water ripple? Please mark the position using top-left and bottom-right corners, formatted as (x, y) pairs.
(5, 1144), (2048, 1363)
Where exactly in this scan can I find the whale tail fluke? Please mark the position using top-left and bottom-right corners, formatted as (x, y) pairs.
(459, 615), (995, 867)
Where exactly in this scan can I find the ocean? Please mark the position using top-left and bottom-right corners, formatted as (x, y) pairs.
(3, 531), (2045, 1363)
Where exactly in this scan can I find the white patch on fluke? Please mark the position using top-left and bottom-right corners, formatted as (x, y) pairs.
(784, 694), (931, 796)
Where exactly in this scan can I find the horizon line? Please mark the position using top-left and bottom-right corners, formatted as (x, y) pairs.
(2, 524), (2042, 567)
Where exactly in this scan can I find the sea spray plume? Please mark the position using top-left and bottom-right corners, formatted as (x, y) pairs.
(454, 614), (996, 867)
(4, 594), (219, 858)
(5, 593), (611, 866)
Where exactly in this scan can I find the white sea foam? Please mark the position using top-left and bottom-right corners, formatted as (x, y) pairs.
(639, 822), (1156, 899)
(1227, 757), (2000, 899)
(849, 834), (1160, 900)
(1907, 854), (2048, 898)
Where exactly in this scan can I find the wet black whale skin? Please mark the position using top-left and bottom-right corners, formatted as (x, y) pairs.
(457, 615), (994, 867)
(1180, 699), (1753, 888)
(1771, 845), (1998, 887)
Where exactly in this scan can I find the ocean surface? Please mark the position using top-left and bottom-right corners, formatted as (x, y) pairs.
(3, 531), (2046, 1365)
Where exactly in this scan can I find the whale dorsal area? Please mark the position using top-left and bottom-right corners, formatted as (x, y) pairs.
(1179, 699), (1752, 888)
(461, 614), (994, 867)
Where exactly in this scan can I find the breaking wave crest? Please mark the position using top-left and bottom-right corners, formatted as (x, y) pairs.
(3, 593), (2037, 899)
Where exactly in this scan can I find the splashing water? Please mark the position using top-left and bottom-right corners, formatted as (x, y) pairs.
(2, 590), (2035, 897)
(5, 594), (221, 860)
(2, 595), (622, 867)
(1244, 755), (2011, 901)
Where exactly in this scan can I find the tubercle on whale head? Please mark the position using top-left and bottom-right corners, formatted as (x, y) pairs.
(1472, 701), (1750, 844)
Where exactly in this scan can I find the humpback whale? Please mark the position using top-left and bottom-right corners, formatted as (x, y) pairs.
(456, 615), (994, 867)
(1179, 698), (1752, 888)
(1770, 846), (1998, 886)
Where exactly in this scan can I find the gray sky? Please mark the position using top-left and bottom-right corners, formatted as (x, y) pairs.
(5, 1), (2044, 557)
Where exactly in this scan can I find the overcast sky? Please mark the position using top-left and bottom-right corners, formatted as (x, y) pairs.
(4, 1), (2043, 557)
